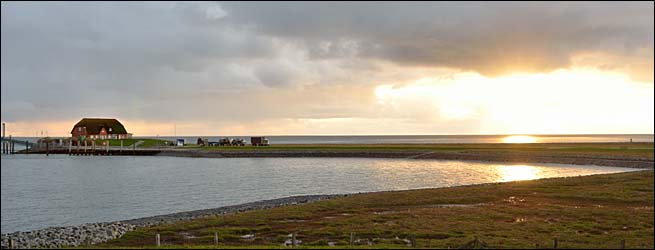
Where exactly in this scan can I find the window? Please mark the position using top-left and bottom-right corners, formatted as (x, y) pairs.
(78, 127), (82, 132)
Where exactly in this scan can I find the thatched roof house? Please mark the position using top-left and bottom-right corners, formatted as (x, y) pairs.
(71, 118), (131, 140)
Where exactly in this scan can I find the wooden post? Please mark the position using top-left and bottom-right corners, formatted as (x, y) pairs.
(120, 140), (123, 154)
(621, 239), (625, 249)
(214, 231), (218, 246)
(9, 135), (13, 154)
(350, 232), (354, 246)
(69, 139), (72, 155)
(84, 140), (87, 154)
(553, 238), (558, 249)
(156, 233), (160, 247)
(92, 140), (96, 155)
(9, 238), (15, 249)
(133, 142), (136, 155)
(292, 232), (297, 247)
(106, 140), (109, 154)
(411, 235), (416, 247)
(26, 140), (29, 154)
(46, 140), (49, 156)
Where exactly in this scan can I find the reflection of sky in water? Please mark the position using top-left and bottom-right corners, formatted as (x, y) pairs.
(1, 155), (640, 233)
(496, 165), (540, 182)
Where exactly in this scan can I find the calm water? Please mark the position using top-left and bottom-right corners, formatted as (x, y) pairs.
(0, 154), (640, 233)
(8, 134), (654, 144)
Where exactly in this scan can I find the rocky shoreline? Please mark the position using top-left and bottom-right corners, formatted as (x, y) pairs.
(0, 194), (341, 249)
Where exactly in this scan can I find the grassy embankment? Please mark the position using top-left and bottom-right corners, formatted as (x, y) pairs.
(92, 139), (172, 147)
(99, 170), (654, 249)
(192, 142), (654, 158)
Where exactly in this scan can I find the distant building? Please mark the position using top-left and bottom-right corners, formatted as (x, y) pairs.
(71, 118), (132, 140)
(251, 136), (269, 146)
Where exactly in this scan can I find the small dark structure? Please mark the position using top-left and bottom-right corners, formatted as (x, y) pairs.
(251, 136), (269, 146)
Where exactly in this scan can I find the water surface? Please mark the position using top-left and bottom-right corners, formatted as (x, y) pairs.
(1, 154), (639, 233)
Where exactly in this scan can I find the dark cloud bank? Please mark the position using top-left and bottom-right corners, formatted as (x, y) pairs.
(1, 2), (652, 128)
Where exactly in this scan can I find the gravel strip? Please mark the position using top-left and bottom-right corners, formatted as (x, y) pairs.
(0, 194), (342, 249)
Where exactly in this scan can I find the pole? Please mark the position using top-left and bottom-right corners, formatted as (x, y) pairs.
(214, 231), (218, 246)
(156, 233), (161, 247)
(1, 122), (4, 154)
(26, 140), (29, 154)
(553, 238), (558, 249)
(350, 232), (354, 246)
(120, 140), (123, 154)
(46, 140), (49, 156)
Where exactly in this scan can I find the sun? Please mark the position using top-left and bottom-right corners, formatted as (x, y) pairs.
(502, 135), (537, 143)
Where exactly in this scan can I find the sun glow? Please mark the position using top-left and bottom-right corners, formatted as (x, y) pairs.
(372, 68), (654, 134)
(502, 135), (537, 143)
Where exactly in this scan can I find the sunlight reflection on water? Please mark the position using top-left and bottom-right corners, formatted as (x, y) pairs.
(1, 154), (639, 233)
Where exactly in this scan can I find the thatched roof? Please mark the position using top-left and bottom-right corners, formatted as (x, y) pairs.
(71, 118), (128, 134)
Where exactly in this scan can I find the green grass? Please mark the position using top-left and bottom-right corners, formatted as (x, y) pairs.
(138, 139), (173, 148)
(92, 139), (172, 148)
(99, 171), (654, 249)
(93, 139), (139, 147)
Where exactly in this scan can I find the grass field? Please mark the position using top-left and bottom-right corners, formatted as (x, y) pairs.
(99, 170), (654, 249)
(92, 139), (172, 148)
(195, 142), (654, 158)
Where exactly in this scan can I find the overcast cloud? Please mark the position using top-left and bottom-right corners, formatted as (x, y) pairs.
(1, 2), (653, 135)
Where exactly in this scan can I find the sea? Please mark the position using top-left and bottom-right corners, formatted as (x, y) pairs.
(7, 134), (654, 144)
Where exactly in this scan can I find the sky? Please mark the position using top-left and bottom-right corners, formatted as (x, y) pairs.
(1, 1), (653, 136)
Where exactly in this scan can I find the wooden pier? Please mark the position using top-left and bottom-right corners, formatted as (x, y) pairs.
(22, 148), (162, 156)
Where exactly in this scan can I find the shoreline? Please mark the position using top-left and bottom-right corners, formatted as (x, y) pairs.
(0, 195), (342, 248)
(2, 143), (652, 248)
(20, 142), (654, 169)
(2, 170), (652, 248)
(157, 149), (654, 168)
